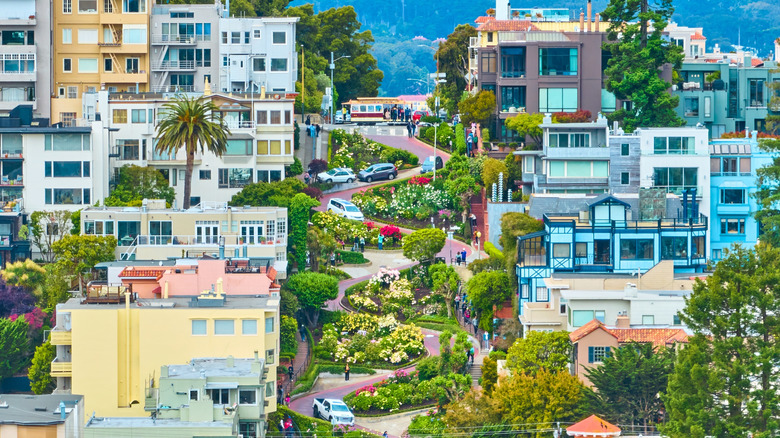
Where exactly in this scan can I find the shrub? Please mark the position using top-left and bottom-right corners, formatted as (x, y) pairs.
(416, 356), (441, 381)
(302, 186), (323, 200)
(467, 257), (505, 274)
(336, 250), (368, 264)
(552, 110), (592, 123)
(484, 241), (505, 261)
(308, 159), (328, 174)
(482, 128), (490, 143)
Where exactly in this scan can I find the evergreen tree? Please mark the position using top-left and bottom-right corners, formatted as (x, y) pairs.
(28, 342), (56, 394)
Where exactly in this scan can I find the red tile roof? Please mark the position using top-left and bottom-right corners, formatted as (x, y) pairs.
(691, 32), (706, 41)
(611, 328), (689, 347)
(569, 319), (617, 343)
(567, 415), (621, 436)
(752, 58), (765, 67)
(475, 16), (496, 23)
(477, 20), (539, 32)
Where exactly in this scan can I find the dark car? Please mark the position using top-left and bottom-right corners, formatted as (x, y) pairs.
(358, 163), (398, 183)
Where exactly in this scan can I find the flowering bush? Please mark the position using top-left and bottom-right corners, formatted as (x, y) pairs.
(438, 209), (454, 220)
(352, 180), (455, 221)
(311, 210), (372, 243)
(409, 175), (431, 186)
(369, 268), (401, 288)
(346, 372), (471, 412)
(379, 225), (402, 242)
(10, 307), (46, 330)
(316, 314), (423, 365)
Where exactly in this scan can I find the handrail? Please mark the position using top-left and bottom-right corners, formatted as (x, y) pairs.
(128, 234), (286, 246)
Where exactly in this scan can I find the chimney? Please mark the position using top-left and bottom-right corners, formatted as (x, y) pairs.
(579, 12), (584, 31)
(60, 401), (67, 420)
(254, 350), (259, 361)
(595, 13), (600, 32)
(226, 355), (234, 367)
(586, 0), (592, 32)
(624, 282), (638, 297)
(260, 85), (266, 99)
(615, 314), (630, 328)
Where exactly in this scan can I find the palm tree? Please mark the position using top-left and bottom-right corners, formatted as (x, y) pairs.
(155, 94), (230, 209)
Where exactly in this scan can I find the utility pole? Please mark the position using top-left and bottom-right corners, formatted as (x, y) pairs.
(300, 44), (305, 121)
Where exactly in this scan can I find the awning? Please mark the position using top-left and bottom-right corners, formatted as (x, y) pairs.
(205, 382), (239, 389)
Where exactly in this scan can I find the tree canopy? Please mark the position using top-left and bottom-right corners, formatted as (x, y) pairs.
(754, 138), (780, 246)
(28, 342), (56, 394)
(0, 317), (29, 380)
(104, 165), (175, 207)
(505, 113), (544, 146)
(429, 263), (460, 318)
(458, 90), (495, 126)
(28, 211), (72, 263)
(228, 178), (307, 208)
(506, 330), (572, 376)
(466, 271), (513, 333)
(288, 193), (319, 271)
(402, 228), (446, 262)
(434, 24), (477, 116)
(283, 272), (339, 327)
(52, 235), (117, 291)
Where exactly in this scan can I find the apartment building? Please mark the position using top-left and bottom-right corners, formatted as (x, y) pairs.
(0, 0), (51, 118)
(81, 200), (288, 270)
(85, 356), (272, 438)
(51, 0), (151, 124)
(51, 291), (280, 418)
(218, 16), (299, 94)
(100, 90), (296, 204)
(149, 1), (221, 93)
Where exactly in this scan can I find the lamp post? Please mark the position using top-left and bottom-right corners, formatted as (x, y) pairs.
(300, 44), (304, 122)
(433, 123), (439, 182)
(330, 52), (351, 125)
(476, 231), (482, 260)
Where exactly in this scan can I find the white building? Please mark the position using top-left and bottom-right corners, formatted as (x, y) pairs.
(218, 17), (298, 94)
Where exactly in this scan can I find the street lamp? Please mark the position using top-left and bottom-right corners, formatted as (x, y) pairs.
(433, 123), (439, 182)
(330, 52), (351, 125)
(476, 231), (482, 260)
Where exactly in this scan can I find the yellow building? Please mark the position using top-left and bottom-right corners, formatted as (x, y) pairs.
(51, 0), (151, 124)
(51, 290), (280, 418)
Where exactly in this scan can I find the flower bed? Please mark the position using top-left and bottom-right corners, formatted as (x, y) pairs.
(330, 129), (419, 172)
(314, 313), (426, 366)
(346, 268), (443, 319)
(311, 212), (405, 249)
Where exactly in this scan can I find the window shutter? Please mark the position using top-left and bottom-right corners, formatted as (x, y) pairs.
(588, 346), (594, 363)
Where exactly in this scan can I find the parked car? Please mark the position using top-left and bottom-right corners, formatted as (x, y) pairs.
(412, 110), (429, 122)
(358, 163), (398, 182)
(312, 398), (355, 426)
(317, 168), (356, 183)
(326, 198), (364, 221)
(421, 155), (444, 173)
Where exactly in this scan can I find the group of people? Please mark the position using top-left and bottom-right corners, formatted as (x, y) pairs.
(405, 120), (418, 138)
(276, 385), (291, 406)
(454, 292), (479, 337)
(352, 236), (366, 252)
(385, 105), (413, 123)
(304, 116), (321, 138)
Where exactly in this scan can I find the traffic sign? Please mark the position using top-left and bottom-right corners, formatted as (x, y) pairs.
(428, 72), (447, 79)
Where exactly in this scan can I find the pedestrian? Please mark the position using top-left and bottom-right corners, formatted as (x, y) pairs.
(455, 294), (461, 311)
(383, 431), (389, 438)
(359, 237), (365, 252)
(470, 213), (478, 229)
(469, 346), (475, 364)
(399, 107), (404, 121)
(300, 323), (306, 340)
(288, 365), (294, 382)
(354, 236), (360, 252)
(472, 317), (478, 335)
(304, 171), (310, 185)
(277, 385), (283, 405)
(284, 393), (291, 406)
(330, 253), (336, 266)
(284, 415), (294, 437)
(378, 234), (384, 250)
(461, 249), (467, 265)
(466, 347), (472, 363)
(464, 307), (470, 320)
(412, 122), (417, 136)
(345, 363), (350, 381)
(316, 124), (321, 137)
(406, 122), (412, 138)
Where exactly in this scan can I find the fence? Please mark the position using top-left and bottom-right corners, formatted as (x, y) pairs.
(278, 328), (312, 402)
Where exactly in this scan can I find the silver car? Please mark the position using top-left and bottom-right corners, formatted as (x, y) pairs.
(317, 168), (356, 183)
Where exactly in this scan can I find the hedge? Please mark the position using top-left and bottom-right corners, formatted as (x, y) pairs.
(336, 250), (368, 264)
(344, 279), (370, 297)
(317, 363), (377, 375)
(291, 363), (319, 396)
(484, 241), (505, 261)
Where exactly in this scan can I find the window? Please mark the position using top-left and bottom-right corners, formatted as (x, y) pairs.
(571, 242), (587, 258)
(64, 0), (72, 13)
(231, 32), (240, 44)
(692, 235), (704, 258)
(208, 389), (229, 405)
(539, 48), (577, 75)
(222, 32), (228, 44)
(588, 346), (610, 363)
(548, 160), (608, 178)
(266, 220), (276, 238)
(117, 221), (140, 243)
(45, 161), (85, 178)
(199, 170), (211, 180)
(749, 79), (764, 107)
(253, 58), (266, 72)
(123, 26), (147, 44)
(715, 156), (750, 175)
(271, 58), (287, 72)
(265, 317), (274, 333)
(218, 168), (252, 188)
(595, 310), (606, 323)
(78, 0), (97, 13)
(487, 32), (493, 42)
(126, 58), (139, 73)
(63, 58), (72, 73)
(552, 243), (569, 258)
(621, 143), (630, 156)
(78, 29), (98, 44)
(684, 97), (699, 117)
(721, 189), (745, 204)
(244, 32), (250, 43)
(112, 109), (127, 123)
(549, 133), (590, 148)
(131, 109), (146, 123)
(225, 139), (251, 155)
(721, 218), (746, 235)
(653, 137), (695, 154)
(673, 314), (681, 325)
(256, 111), (267, 125)
(285, 111), (292, 125)
(652, 167), (698, 194)
(620, 239), (654, 260)
(84, 220), (114, 235)
(63, 29), (72, 44)
(214, 319), (235, 335)
(240, 422), (258, 438)
(104, 58), (113, 72)
(266, 348), (275, 364)
(661, 236), (687, 259)
(269, 111), (281, 125)
(78, 58), (98, 73)
(272, 32), (286, 44)
(189, 390), (198, 401)
(117, 140), (139, 160)
(480, 52), (496, 73)
(536, 287), (549, 302)
(538, 88), (578, 112)
(195, 49), (211, 67)
(239, 389), (256, 405)
(500, 47), (526, 78)
(277, 219), (286, 238)
(242, 319), (257, 335)
(642, 315), (655, 325)
(572, 310), (597, 327)
(253, 29), (262, 39)
(500, 86), (526, 111)
(123, 0), (145, 12)
(601, 89), (616, 112)
(45, 188), (86, 205)
(191, 319), (207, 335)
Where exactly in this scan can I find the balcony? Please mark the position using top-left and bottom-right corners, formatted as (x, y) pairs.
(152, 61), (195, 71)
(0, 70), (36, 83)
(83, 283), (133, 304)
(124, 235), (286, 247)
(50, 359), (72, 377)
(50, 329), (72, 345)
(152, 85), (195, 93)
(151, 35), (196, 45)
(226, 120), (257, 130)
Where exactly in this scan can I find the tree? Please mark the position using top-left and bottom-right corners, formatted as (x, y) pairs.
(505, 112), (544, 147)
(0, 317), (29, 380)
(586, 342), (674, 432)
(28, 211), (72, 263)
(481, 157), (508, 189)
(229, 178), (307, 208)
(0, 280), (35, 318)
(288, 193), (319, 271)
(754, 138), (780, 246)
(28, 341), (56, 394)
(601, 0), (684, 131)
(402, 228), (446, 263)
(229, 0), (256, 16)
(434, 25), (478, 116)
(283, 272), (338, 327)
(306, 226), (336, 273)
(155, 94), (230, 209)
(500, 212), (544, 278)
(104, 165), (175, 207)
(2, 259), (46, 292)
(444, 175), (479, 224)
(458, 90), (495, 127)
(280, 288), (299, 318)
(286, 157), (304, 177)
(663, 244), (780, 437)
(52, 235), (117, 292)
(429, 263), (459, 318)
(481, 355), (499, 395)
(466, 271), (512, 333)
(506, 330), (572, 376)
(280, 315), (298, 355)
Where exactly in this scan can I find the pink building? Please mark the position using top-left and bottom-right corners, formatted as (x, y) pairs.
(116, 259), (280, 299)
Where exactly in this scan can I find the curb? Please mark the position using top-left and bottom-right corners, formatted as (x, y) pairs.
(341, 260), (373, 267)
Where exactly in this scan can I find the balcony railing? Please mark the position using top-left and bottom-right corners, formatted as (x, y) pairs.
(712, 172), (752, 177)
(153, 60), (195, 71)
(83, 283), (133, 304)
(152, 85), (195, 93)
(50, 359), (72, 377)
(151, 35), (196, 44)
(123, 235), (286, 247)
(225, 120), (257, 129)
(50, 329), (72, 345)
(544, 213), (709, 229)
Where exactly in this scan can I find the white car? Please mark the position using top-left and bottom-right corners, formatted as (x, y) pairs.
(317, 168), (356, 184)
(312, 398), (355, 426)
(327, 198), (364, 221)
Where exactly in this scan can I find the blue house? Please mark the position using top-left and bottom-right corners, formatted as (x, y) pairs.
(709, 132), (773, 260)
(517, 194), (708, 315)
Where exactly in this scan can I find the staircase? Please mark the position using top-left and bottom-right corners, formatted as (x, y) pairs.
(469, 361), (482, 387)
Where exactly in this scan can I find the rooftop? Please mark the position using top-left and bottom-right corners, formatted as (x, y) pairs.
(82, 200), (286, 215)
(477, 20), (540, 32)
(569, 319), (617, 343)
(569, 319), (690, 347)
(57, 294), (278, 311)
(0, 394), (83, 426)
(567, 414), (621, 436)
(86, 417), (231, 429)
(167, 357), (265, 379)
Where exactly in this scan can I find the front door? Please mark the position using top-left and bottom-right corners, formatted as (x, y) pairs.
(196, 222), (219, 244)
(594, 239), (610, 264)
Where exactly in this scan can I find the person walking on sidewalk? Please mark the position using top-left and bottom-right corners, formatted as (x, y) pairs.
(344, 363), (350, 381)
(359, 237), (365, 252)
(469, 346), (475, 364)
(378, 234), (384, 250)
(472, 317), (478, 335)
